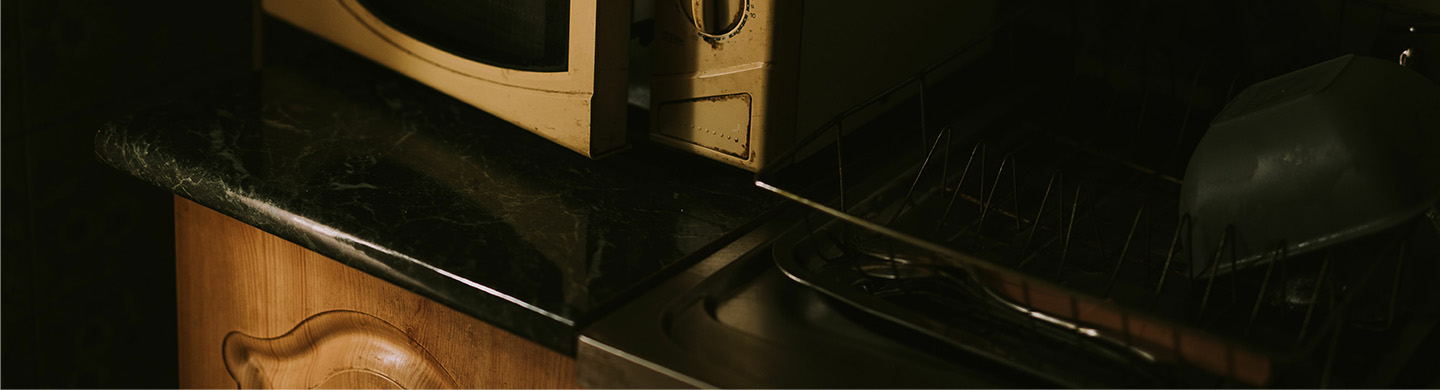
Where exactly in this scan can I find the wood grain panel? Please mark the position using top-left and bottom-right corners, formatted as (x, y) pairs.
(175, 196), (576, 388)
(223, 310), (459, 389)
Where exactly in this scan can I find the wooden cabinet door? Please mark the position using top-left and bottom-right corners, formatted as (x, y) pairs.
(174, 196), (575, 388)
(222, 310), (459, 389)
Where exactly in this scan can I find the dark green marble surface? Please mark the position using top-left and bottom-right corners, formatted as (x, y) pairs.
(94, 19), (779, 354)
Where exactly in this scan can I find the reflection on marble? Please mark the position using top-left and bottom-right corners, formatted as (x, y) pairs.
(95, 18), (779, 354)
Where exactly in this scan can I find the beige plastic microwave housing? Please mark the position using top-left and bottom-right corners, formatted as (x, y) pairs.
(265, 0), (995, 171)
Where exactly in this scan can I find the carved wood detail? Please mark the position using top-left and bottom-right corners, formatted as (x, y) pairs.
(222, 310), (459, 389)
(175, 196), (576, 388)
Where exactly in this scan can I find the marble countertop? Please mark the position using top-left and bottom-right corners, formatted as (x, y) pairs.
(95, 19), (781, 354)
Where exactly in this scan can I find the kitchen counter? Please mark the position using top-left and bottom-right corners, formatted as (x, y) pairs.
(94, 19), (780, 355)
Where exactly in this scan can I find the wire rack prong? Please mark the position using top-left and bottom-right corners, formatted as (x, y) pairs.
(1297, 254), (1333, 342)
(934, 143), (984, 233)
(1197, 225), (1234, 319)
(1244, 242), (1283, 335)
(1104, 206), (1147, 299)
(1056, 182), (1083, 275)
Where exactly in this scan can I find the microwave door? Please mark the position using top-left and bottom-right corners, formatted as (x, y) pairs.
(265, 0), (631, 158)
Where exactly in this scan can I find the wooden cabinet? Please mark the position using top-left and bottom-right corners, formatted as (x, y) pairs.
(174, 196), (576, 388)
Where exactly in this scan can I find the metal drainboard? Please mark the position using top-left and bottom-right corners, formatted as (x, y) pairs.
(757, 1), (1440, 387)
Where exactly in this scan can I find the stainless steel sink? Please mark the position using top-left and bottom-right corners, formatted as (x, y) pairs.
(576, 207), (1051, 388)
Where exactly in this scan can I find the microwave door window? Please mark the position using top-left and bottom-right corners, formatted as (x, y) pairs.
(356, 0), (570, 72)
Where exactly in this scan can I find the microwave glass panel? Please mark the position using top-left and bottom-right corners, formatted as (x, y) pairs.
(356, 0), (571, 72)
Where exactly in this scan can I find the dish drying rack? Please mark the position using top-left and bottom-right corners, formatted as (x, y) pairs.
(756, 1), (1440, 387)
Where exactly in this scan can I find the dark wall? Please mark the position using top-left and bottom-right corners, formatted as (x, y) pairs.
(2, 1), (252, 387)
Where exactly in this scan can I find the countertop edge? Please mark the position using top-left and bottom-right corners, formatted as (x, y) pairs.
(94, 120), (581, 355)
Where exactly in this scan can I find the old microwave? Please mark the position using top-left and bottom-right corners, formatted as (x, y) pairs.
(265, 0), (994, 171)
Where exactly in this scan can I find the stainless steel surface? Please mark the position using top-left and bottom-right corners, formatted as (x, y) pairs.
(578, 206), (1050, 388)
(751, 1), (1440, 387)
(583, 1), (1440, 387)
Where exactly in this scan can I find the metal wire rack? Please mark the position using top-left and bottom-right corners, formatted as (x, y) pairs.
(758, 1), (1440, 387)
